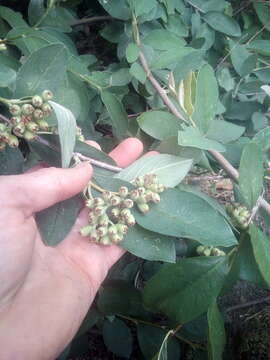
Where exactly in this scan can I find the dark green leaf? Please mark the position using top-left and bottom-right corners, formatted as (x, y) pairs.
(249, 225), (270, 287)
(137, 325), (181, 360)
(101, 91), (128, 139)
(143, 256), (229, 323)
(254, 3), (270, 30)
(239, 142), (264, 208)
(126, 43), (139, 63)
(75, 141), (116, 165)
(28, 0), (45, 26)
(203, 12), (241, 37)
(143, 29), (186, 50)
(0, 6), (28, 28)
(252, 126), (270, 152)
(187, 0), (226, 12)
(97, 0), (131, 20)
(206, 120), (245, 144)
(103, 318), (132, 358)
(137, 110), (181, 140)
(130, 62), (147, 83)
(135, 188), (237, 247)
(36, 195), (81, 246)
(15, 44), (68, 97)
(151, 47), (194, 70)
(0, 147), (24, 175)
(207, 300), (226, 360)
(229, 40), (256, 77)
(193, 64), (219, 133)
(121, 225), (176, 263)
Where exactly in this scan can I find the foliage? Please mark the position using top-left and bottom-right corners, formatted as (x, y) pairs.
(0, 0), (270, 359)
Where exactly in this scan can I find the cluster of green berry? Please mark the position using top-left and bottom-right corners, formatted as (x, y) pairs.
(226, 203), (250, 230)
(80, 174), (165, 245)
(8, 90), (53, 141)
(196, 245), (226, 257)
(0, 123), (19, 150)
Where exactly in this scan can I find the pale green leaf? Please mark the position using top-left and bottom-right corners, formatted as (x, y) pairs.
(114, 154), (193, 187)
(203, 12), (241, 36)
(130, 62), (146, 83)
(49, 101), (77, 168)
(126, 43), (139, 63)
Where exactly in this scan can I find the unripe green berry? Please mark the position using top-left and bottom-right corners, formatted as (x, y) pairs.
(9, 104), (21, 116)
(32, 95), (43, 108)
(108, 225), (118, 236)
(93, 197), (105, 207)
(134, 176), (145, 187)
(150, 192), (160, 204)
(21, 103), (34, 115)
(13, 123), (25, 137)
(109, 195), (121, 206)
(136, 195), (147, 205)
(0, 43), (7, 51)
(137, 203), (150, 214)
(98, 215), (109, 227)
(36, 119), (49, 131)
(102, 191), (113, 202)
(0, 131), (10, 143)
(41, 103), (52, 117)
(119, 186), (129, 198)
(80, 225), (94, 237)
(42, 90), (53, 101)
(7, 134), (19, 147)
(23, 130), (37, 141)
(88, 213), (97, 224)
(10, 116), (22, 125)
(89, 230), (99, 242)
(196, 245), (205, 255)
(126, 214), (136, 227)
(137, 187), (145, 196)
(121, 208), (131, 219)
(110, 234), (123, 244)
(130, 189), (139, 201)
(33, 109), (44, 120)
(0, 123), (6, 132)
(116, 223), (128, 235)
(100, 235), (111, 245)
(97, 226), (108, 237)
(94, 206), (106, 216)
(26, 121), (39, 132)
(122, 199), (134, 209)
(111, 207), (120, 219)
(203, 248), (212, 257)
(86, 199), (94, 208)
(156, 184), (165, 193)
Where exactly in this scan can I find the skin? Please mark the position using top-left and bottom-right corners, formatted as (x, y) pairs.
(0, 138), (145, 360)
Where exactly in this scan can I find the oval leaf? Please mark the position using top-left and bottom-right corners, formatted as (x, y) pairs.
(114, 154), (193, 187)
(103, 318), (132, 358)
(134, 188), (237, 247)
(207, 300), (226, 360)
(203, 12), (241, 37)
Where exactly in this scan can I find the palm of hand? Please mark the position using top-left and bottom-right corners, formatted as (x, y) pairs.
(0, 139), (143, 359)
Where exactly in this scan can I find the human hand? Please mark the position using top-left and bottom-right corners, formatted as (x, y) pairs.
(0, 138), (144, 360)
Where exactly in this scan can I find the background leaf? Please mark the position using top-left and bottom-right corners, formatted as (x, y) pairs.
(207, 300), (226, 360)
(143, 256), (229, 323)
(203, 12), (241, 37)
(0, 147), (24, 175)
(239, 142), (264, 208)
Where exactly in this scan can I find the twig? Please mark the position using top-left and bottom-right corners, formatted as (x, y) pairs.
(73, 152), (122, 172)
(226, 295), (270, 312)
(138, 50), (270, 217)
(71, 15), (113, 27)
(246, 20), (270, 45)
(0, 114), (10, 124)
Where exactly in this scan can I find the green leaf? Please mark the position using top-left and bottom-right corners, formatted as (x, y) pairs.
(248, 40), (270, 56)
(0, 64), (16, 90)
(151, 47), (194, 70)
(203, 12), (241, 37)
(187, 0), (226, 12)
(249, 225), (270, 287)
(28, 0), (45, 26)
(178, 127), (226, 152)
(254, 3), (270, 31)
(101, 91), (128, 139)
(229, 40), (256, 77)
(137, 325), (181, 360)
(126, 43), (139, 63)
(0, 147), (24, 175)
(143, 256), (229, 323)
(49, 101), (77, 168)
(36, 195), (81, 246)
(103, 318), (132, 358)
(143, 29), (186, 50)
(129, 62), (147, 83)
(192, 64), (219, 133)
(15, 44), (68, 97)
(97, 0), (131, 20)
(206, 120), (245, 144)
(207, 300), (226, 360)
(114, 154), (193, 187)
(135, 189), (237, 247)
(137, 111), (181, 140)
(121, 225), (176, 263)
(252, 126), (270, 152)
(0, 6), (28, 28)
(98, 281), (148, 318)
(130, 0), (157, 17)
(239, 142), (264, 208)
